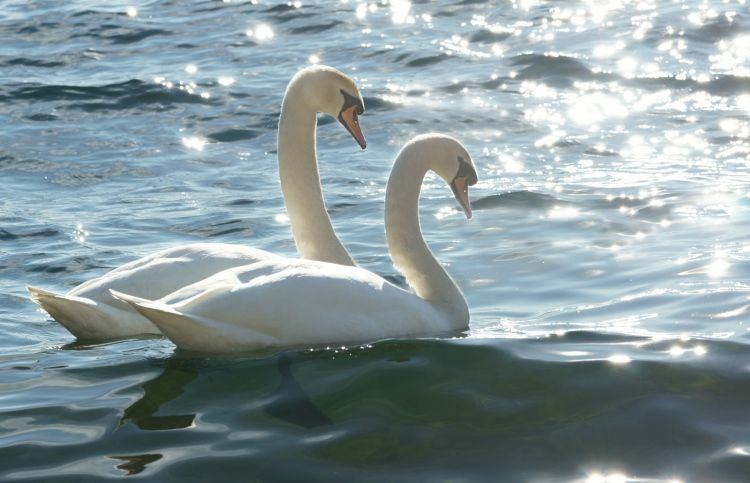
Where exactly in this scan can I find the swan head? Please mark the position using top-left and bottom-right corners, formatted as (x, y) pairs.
(408, 133), (478, 219)
(293, 65), (366, 149)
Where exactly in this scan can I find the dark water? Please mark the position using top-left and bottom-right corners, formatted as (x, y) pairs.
(2, 0), (750, 481)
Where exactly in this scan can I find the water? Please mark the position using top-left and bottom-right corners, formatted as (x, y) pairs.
(2, 0), (750, 480)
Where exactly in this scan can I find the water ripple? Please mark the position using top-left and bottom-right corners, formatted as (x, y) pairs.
(6, 80), (217, 111)
(3, 0), (750, 480)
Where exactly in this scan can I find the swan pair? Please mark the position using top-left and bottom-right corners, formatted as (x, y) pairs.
(28, 66), (478, 353)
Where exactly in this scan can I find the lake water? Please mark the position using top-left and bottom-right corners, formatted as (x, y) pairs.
(2, 0), (750, 481)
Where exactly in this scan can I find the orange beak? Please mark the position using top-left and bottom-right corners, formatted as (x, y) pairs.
(338, 106), (366, 149)
(450, 176), (472, 219)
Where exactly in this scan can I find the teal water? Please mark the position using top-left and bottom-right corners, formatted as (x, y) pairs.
(2, 1), (750, 481)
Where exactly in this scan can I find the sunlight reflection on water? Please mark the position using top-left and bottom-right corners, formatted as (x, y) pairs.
(5, 0), (750, 480)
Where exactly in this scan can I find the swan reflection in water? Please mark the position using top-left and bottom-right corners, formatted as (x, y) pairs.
(264, 354), (332, 428)
(109, 453), (163, 476)
(119, 353), (331, 432)
(119, 356), (198, 431)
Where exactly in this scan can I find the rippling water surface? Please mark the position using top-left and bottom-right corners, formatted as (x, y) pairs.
(2, 0), (750, 481)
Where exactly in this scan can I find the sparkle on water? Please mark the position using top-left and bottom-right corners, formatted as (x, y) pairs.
(247, 23), (275, 41)
(4, 0), (750, 481)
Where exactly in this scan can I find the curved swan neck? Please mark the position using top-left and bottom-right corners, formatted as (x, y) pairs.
(277, 78), (355, 266)
(384, 148), (468, 323)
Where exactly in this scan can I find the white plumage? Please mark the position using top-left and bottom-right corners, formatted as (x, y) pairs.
(113, 134), (478, 352)
(28, 65), (367, 340)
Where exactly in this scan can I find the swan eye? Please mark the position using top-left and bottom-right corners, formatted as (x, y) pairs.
(339, 89), (364, 115)
(456, 156), (478, 186)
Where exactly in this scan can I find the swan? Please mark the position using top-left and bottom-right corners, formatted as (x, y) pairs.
(27, 65), (367, 340)
(111, 134), (478, 352)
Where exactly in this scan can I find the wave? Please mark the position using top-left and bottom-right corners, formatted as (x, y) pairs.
(104, 28), (171, 45)
(226, 199), (256, 206)
(473, 191), (569, 211)
(535, 329), (649, 344)
(264, 3), (302, 13)
(2, 57), (66, 68)
(510, 53), (613, 86)
(626, 74), (750, 96)
(0, 155), (58, 173)
(4, 338), (748, 480)
(4, 80), (217, 111)
(0, 227), (61, 241)
(207, 129), (261, 143)
(685, 16), (746, 42)
(469, 28), (512, 43)
(290, 21), (341, 35)
(23, 113), (60, 121)
(405, 54), (450, 68)
(361, 96), (399, 112)
(509, 53), (750, 96)
(176, 218), (254, 238)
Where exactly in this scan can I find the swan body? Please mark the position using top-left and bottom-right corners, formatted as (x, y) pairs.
(29, 244), (277, 339)
(28, 65), (367, 340)
(113, 134), (478, 352)
(111, 259), (448, 352)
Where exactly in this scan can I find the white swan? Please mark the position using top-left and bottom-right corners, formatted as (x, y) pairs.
(27, 65), (366, 340)
(111, 134), (478, 352)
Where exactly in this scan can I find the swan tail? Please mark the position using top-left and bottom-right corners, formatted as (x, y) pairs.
(27, 284), (64, 305)
(27, 285), (160, 340)
(110, 290), (277, 352)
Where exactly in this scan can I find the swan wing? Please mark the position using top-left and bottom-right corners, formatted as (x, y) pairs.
(28, 285), (160, 339)
(31, 243), (277, 339)
(114, 259), (450, 352)
(111, 290), (281, 352)
(71, 243), (276, 304)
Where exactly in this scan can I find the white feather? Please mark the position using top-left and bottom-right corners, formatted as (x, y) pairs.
(114, 134), (477, 352)
(28, 65), (366, 340)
